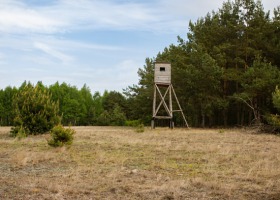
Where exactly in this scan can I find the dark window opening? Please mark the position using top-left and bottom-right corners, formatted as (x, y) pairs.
(160, 67), (165, 71)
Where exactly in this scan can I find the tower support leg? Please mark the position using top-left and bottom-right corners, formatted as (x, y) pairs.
(151, 119), (155, 129)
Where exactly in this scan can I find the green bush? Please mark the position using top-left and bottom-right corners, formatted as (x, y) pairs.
(97, 105), (127, 126)
(125, 120), (144, 132)
(11, 83), (60, 136)
(125, 120), (142, 127)
(267, 86), (280, 133)
(110, 105), (127, 126)
(272, 86), (280, 111)
(96, 110), (111, 126)
(48, 125), (75, 147)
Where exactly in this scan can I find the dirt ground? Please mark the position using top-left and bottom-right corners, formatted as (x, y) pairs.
(0, 126), (280, 199)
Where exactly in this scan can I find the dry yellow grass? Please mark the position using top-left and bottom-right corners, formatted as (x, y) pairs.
(0, 126), (280, 199)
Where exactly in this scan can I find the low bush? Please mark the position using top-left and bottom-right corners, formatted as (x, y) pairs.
(265, 114), (280, 133)
(48, 125), (75, 147)
(125, 120), (142, 127)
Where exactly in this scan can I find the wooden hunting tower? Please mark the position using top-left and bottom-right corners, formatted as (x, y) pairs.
(152, 62), (189, 128)
(154, 63), (171, 85)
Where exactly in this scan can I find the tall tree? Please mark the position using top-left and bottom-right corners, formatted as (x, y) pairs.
(124, 58), (155, 124)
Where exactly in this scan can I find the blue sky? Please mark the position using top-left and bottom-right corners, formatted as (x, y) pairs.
(0, 0), (278, 93)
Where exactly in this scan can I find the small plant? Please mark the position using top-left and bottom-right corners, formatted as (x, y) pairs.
(135, 123), (145, 133)
(125, 120), (142, 127)
(10, 126), (27, 140)
(48, 125), (75, 147)
(218, 129), (225, 134)
(265, 114), (280, 132)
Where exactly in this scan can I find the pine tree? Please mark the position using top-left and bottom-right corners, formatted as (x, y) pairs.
(11, 83), (60, 136)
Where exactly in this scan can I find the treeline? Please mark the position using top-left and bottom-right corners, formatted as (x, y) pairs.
(124, 0), (280, 127)
(1, 0), (280, 128)
(0, 81), (129, 126)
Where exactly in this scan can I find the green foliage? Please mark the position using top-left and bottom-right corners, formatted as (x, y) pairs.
(267, 86), (280, 132)
(48, 84), (128, 126)
(125, 120), (145, 133)
(97, 110), (111, 126)
(49, 82), (91, 126)
(265, 114), (280, 132)
(110, 105), (127, 126)
(241, 59), (280, 97)
(103, 91), (127, 112)
(48, 125), (75, 147)
(0, 86), (17, 126)
(92, 91), (104, 118)
(62, 97), (81, 125)
(11, 83), (60, 136)
(125, 120), (142, 127)
(97, 105), (127, 126)
(10, 126), (27, 139)
(272, 86), (280, 111)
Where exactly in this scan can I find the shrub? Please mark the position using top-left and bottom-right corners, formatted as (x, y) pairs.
(96, 110), (111, 126)
(97, 105), (127, 126)
(125, 120), (142, 127)
(48, 125), (75, 147)
(110, 105), (127, 126)
(11, 83), (60, 136)
(125, 120), (144, 132)
(265, 114), (280, 133)
(272, 86), (280, 111)
(267, 86), (280, 133)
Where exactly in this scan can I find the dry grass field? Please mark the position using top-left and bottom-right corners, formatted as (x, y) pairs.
(0, 126), (280, 200)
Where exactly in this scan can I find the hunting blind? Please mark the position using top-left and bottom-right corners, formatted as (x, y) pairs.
(154, 63), (171, 85)
(152, 63), (189, 128)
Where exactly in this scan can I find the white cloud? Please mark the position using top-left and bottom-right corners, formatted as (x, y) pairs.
(0, 1), (65, 33)
(160, 0), (220, 17)
(33, 42), (73, 63)
(1, 0), (279, 35)
(39, 38), (124, 51)
(49, 0), (158, 31)
(61, 59), (140, 92)
(0, 0), (185, 34)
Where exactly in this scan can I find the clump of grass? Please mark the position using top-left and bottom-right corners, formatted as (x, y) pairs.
(11, 126), (27, 140)
(135, 124), (145, 133)
(125, 120), (142, 127)
(17, 129), (27, 140)
(218, 129), (225, 133)
(125, 119), (145, 133)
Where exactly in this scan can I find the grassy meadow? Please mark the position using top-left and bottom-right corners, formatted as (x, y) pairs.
(0, 126), (280, 199)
